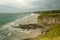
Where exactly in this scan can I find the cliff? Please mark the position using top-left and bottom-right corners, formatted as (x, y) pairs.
(32, 11), (60, 40)
(37, 13), (60, 26)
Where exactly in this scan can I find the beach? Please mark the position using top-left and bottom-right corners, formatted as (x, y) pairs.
(0, 13), (41, 40)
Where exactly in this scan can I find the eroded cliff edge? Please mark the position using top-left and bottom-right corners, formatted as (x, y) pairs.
(32, 10), (60, 40)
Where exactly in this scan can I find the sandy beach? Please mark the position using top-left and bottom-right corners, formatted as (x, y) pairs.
(0, 13), (41, 40)
(3, 13), (39, 26)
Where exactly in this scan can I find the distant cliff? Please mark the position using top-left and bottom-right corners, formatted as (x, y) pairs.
(31, 11), (60, 40)
(37, 13), (60, 26)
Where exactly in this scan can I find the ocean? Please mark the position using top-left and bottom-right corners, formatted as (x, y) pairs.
(0, 13), (30, 25)
(0, 13), (31, 40)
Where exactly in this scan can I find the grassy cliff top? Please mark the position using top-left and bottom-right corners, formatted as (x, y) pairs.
(32, 24), (60, 40)
(38, 13), (60, 19)
(33, 10), (60, 13)
(32, 11), (60, 40)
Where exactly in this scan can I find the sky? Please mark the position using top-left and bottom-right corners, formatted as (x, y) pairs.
(0, 0), (60, 13)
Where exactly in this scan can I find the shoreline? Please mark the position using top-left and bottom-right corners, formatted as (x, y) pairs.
(0, 13), (40, 40)
(3, 13), (39, 28)
(0, 13), (39, 36)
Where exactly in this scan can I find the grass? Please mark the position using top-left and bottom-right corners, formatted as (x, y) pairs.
(38, 13), (60, 20)
(32, 13), (60, 40)
(32, 24), (60, 40)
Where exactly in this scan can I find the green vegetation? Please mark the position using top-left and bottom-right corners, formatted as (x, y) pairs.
(37, 13), (60, 25)
(32, 13), (60, 40)
(32, 24), (60, 40)
(38, 13), (60, 19)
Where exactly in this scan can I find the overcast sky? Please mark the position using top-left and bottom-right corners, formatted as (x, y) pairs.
(0, 0), (60, 13)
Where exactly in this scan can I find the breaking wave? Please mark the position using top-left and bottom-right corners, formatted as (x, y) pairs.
(0, 13), (39, 40)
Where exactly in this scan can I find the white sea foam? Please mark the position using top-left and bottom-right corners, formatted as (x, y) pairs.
(8, 32), (12, 36)
(0, 36), (6, 40)
(0, 13), (42, 40)
(1, 13), (39, 34)
(3, 13), (39, 27)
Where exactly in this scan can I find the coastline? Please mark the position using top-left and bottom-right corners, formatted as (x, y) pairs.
(0, 13), (40, 40)
(3, 13), (39, 27)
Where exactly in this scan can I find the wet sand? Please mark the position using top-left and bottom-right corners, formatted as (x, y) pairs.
(0, 13), (40, 40)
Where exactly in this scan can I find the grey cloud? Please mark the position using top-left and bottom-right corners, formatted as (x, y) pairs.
(0, 0), (60, 13)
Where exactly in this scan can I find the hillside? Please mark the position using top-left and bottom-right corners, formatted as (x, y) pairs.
(31, 13), (60, 40)
(37, 13), (60, 26)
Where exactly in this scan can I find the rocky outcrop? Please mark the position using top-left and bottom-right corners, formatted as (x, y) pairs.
(12, 24), (46, 40)
(22, 38), (33, 40)
(12, 24), (44, 30)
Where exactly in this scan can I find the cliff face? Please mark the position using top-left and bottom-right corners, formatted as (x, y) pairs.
(37, 13), (60, 26)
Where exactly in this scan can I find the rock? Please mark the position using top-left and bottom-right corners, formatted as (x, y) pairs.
(12, 24), (44, 30)
(22, 38), (33, 40)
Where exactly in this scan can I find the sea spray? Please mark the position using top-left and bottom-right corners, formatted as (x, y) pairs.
(1, 13), (32, 33)
(0, 13), (39, 34)
(0, 13), (32, 40)
(3, 13), (32, 27)
(3, 13), (39, 27)
(19, 13), (39, 24)
(0, 13), (40, 40)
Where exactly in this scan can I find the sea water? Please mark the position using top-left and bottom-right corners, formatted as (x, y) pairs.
(0, 13), (31, 40)
(0, 13), (30, 25)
